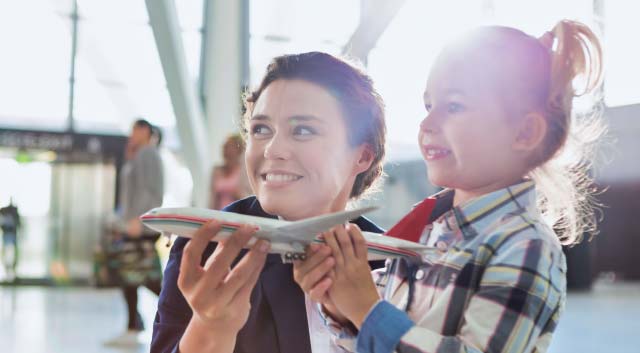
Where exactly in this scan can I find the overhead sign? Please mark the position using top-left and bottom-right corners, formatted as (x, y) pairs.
(0, 128), (127, 157)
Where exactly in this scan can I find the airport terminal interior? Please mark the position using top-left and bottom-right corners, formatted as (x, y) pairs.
(1, 0), (639, 352)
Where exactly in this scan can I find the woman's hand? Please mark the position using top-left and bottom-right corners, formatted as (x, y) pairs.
(323, 224), (381, 328)
(178, 220), (270, 352)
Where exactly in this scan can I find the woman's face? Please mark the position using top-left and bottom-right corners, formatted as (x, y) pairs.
(245, 79), (371, 220)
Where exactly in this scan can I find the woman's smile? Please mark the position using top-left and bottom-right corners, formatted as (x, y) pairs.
(260, 170), (304, 187)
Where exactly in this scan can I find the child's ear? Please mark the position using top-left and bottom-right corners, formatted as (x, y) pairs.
(353, 144), (375, 174)
(513, 112), (547, 152)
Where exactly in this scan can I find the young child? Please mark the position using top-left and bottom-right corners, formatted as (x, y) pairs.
(293, 20), (603, 353)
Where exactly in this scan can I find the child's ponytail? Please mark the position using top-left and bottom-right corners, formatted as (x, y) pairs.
(532, 20), (605, 245)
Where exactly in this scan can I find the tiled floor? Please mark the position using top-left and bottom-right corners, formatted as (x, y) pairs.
(0, 286), (158, 353)
(1, 280), (638, 353)
(548, 281), (640, 353)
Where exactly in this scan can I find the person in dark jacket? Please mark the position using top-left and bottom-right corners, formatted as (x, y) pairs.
(151, 51), (387, 353)
(105, 119), (164, 347)
(1, 198), (21, 281)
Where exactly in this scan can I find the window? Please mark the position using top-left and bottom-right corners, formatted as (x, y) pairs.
(369, 0), (598, 155)
(0, 0), (72, 130)
(603, 1), (640, 107)
(249, 0), (359, 86)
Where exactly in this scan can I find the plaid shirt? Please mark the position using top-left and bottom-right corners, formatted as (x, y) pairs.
(327, 181), (567, 353)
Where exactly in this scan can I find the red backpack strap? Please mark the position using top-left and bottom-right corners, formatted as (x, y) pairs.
(384, 197), (437, 243)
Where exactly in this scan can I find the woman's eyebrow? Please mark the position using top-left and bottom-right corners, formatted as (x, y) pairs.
(250, 114), (270, 121)
(289, 115), (325, 124)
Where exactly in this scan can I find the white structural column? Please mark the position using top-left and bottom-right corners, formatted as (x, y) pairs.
(201, 0), (247, 168)
(343, 0), (407, 63)
(146, 0), (211, 207)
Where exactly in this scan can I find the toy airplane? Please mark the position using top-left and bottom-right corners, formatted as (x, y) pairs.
(140, 205), (440, 263)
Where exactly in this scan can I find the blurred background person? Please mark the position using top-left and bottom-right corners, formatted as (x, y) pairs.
(104, 118), (164, 347)
(0, 198), (21, 282)
(209, 133), (251, 210)
(151, 125), (163, 148)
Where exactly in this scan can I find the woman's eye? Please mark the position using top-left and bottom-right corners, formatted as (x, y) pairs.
(424, 103), (432, 113)
(293, 125), (316, 137)
(447, 102), (464, 113)
(250, 124), (272, 137)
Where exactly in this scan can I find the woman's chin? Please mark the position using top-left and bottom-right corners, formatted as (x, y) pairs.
(260, 198), (325, 221)
(259, 198), (297, 218)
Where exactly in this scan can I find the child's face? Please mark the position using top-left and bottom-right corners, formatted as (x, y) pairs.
(418, 55), (527, 201)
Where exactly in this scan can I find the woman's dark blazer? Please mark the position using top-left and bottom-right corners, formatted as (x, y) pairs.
(151, 196), (384, 353)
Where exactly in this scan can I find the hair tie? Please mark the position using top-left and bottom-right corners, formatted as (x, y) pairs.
(538, 31), (555, 51)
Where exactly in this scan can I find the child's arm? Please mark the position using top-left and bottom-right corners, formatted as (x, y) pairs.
(355, 237), (564, 353)
(316, 224), (383, 328)
(293, 233), (392, 345)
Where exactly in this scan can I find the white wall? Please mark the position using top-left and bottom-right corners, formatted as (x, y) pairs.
(596, 104), (640, 184)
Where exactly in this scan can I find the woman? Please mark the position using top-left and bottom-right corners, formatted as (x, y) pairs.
(209, 134), (252, 210)
(151, 51), (387, 353)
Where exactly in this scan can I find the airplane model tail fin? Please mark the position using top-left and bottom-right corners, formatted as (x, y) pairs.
(274, 206), (378, 241)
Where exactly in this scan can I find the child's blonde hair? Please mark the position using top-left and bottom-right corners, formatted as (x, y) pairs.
(531, 20), (604, 245)
(444, 20), (604, 245)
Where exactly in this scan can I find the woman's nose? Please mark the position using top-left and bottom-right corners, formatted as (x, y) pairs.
(263, 133), (291, 160)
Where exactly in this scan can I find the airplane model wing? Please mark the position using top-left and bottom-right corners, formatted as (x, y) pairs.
(272, 206), (378, 242)
(140, 206), (441, 263)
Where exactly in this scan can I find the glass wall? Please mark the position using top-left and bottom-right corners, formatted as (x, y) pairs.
(248, 0), (360, 86)
(0, 0), (205, 146)
(3, 0), (635, 155)
(604, 1), (640, 107)
(0, 0), (72, 131)
(367, 0), (596, 154)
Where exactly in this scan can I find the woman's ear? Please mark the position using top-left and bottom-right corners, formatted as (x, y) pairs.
(353, 144), (375, 175)
(513, 112), (548, 152)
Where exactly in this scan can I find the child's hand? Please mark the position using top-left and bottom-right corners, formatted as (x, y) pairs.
(323, 224), (381, 328)
(293, 243), (351, 324)
(293, 243), (334, 302)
